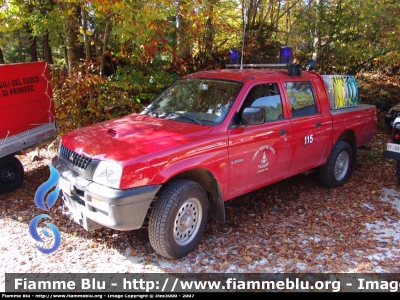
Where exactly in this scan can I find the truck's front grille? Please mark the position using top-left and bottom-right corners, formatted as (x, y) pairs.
(60, 145), (92, 170)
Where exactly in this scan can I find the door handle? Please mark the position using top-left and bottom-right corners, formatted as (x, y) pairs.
(315, 122), (322, 127)
(279, 129), (287, 135)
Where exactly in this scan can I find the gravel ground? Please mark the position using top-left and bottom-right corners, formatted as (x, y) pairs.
(1, 127), (400, 292)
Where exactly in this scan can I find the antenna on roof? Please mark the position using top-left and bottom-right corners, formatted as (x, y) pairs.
(240, 5), (246, 70)
(240, 0), (246, 70)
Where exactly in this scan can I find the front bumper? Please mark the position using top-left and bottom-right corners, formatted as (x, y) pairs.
(52, 156), (162, 231)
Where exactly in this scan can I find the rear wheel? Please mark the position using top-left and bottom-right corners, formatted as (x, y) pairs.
(0, 156), (24, 194)
(319, 141), (352, 188)
(148, 179), (209, 259)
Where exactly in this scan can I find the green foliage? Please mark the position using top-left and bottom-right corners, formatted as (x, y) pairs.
(51, 60), (178, 134)
(290, 0), (400, 74)
(2, 30), (28, 62)
(0, 0), (24, 34)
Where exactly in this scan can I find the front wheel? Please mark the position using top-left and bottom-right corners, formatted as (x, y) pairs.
(0, 156), (24, 194)
(148, 179), (209, 259)
(319, 141), (352, 188)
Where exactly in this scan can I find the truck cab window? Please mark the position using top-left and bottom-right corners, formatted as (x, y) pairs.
(240, 83), (283, 123)
(284, 81), (317, 117)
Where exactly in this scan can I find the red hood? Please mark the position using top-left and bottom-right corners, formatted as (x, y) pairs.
(61, 114), (213, 162)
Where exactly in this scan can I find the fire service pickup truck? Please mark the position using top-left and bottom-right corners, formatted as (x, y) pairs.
(52, 62), (377, 259)
(0, 61), (57, 194)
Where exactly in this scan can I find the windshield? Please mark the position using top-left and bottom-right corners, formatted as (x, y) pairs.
(140, 78), (242, 125)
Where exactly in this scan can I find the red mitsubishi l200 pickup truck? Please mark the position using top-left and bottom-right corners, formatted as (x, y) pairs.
(52, 64), (376, 259)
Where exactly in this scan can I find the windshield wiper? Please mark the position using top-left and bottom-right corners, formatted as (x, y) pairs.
(163, 112), (204, 125)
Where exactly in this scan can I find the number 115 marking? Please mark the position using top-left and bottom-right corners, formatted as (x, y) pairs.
(304, 134), (314, 145)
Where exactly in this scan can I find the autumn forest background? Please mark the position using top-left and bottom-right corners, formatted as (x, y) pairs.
(1, 0), (400, 134)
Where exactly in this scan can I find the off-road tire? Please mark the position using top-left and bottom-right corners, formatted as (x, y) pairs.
(0, 156), (24, 194)
(319, 141), (352, 188)
(148, 179), (209, 259)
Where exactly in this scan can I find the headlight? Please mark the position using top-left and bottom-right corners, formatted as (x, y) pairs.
(395, 123), (400, 130)
(93, 161), (122, 188)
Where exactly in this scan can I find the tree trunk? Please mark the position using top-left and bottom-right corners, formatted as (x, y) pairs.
(0, 48), (4, 64)
(100, 20), (112, 76)
(62, 3), (85, 71)
(204, 17), (214, 53)
(177, 18), (191, 59)
(26, 24), (38, 62)
(81, 6), (92, 63)
(176, 1), (192, 59)
(43, 33), (54, 64)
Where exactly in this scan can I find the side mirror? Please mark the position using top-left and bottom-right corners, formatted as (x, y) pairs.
(242, 107), (265, 125)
